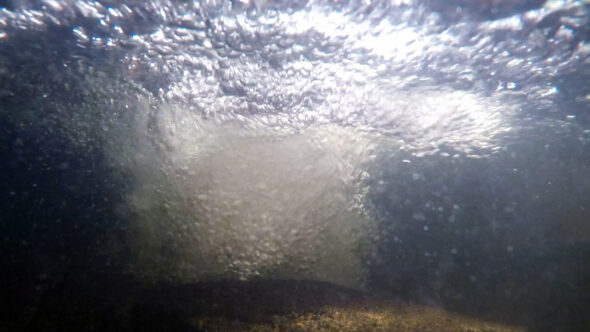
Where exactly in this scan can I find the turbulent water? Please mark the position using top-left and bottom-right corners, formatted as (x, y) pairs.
(1, 0), (589, 311)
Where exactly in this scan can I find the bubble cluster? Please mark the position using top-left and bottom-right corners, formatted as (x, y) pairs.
(1, 0), (588, 287)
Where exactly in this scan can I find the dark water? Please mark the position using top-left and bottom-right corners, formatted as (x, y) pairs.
(1, 0), (589, 331)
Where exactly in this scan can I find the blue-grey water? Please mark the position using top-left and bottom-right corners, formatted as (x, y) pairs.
(1, 0), (589, 331)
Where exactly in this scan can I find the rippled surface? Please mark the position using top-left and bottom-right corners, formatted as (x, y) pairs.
(1, 0), (589, 306)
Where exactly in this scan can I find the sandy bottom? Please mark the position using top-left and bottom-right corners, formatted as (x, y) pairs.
(130, 280), (525, 332)
(198, 302), (524, 332)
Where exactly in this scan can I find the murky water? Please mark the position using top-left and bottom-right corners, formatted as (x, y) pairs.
(1, 0), (589, 330)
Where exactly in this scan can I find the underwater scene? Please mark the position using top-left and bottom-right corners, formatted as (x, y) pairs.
(1, 0), (589, 331)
